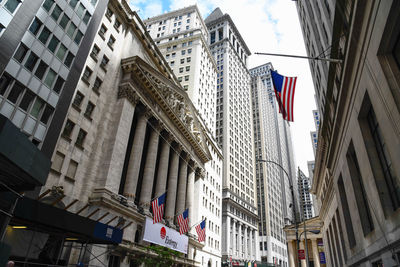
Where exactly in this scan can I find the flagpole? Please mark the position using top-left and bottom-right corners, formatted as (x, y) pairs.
(189, 219), (205, 230)
(150, 190), (167, 202)
(255, 52), (342, 63)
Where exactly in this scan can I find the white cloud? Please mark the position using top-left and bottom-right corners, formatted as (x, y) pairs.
(129, 0), (163, 19)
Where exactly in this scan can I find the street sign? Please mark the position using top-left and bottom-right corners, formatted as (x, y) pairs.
(298, 249), (305, 260)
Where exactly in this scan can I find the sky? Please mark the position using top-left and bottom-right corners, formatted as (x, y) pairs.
(129, 0), (317, 174)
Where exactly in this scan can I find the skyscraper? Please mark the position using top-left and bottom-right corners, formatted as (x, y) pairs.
(205, 8), (259, 265)
(250, 63), (297, 267)
(144, 6), (223, 265)
(297, 168), (314, 220)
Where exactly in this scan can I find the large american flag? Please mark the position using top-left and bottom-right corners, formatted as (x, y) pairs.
(270, 70), (297, 122)
(151, 192), (166, 224)
(177, 208), (189, 234)
(195, 220), (206, 242)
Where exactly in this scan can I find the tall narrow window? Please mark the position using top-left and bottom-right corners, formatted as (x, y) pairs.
(359, 95), (400, 214)
(29, 18), (42, 36)
(13, 44), (28, 63)
(346, 142), (374, 235)
(337, 175), (356, 248)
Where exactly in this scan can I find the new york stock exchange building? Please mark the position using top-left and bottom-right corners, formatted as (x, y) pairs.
(1, 1), (215, 266)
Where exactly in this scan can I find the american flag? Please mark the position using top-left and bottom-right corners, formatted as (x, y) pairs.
(195, 220), (206, 242)
(270, 70), (297, 122)
(177, 208), (189, 234)
(151, 193), (166, 224)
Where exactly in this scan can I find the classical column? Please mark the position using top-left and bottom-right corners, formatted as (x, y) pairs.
(124, 110), (150, 200)
(154, 133), (172, 197)
(226, 216), (231, 255)
(139, 121), (161, 212)
(175, 153), (188, 216)
(185, 162), (195, 228)
(165, 144), (181, 224)
(244, 226), (248, 259)
(97, 94), (138, 193)
(288, 240), (296, 267)
(238, 222), (242, 256)
(312, 239), (320, 267)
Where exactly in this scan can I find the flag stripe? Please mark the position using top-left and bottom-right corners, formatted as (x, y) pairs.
(151, 193), (166, 224)
(271, 70), (297, 122)
(195, 220), (206, 242)
(177, 209), (189, 234)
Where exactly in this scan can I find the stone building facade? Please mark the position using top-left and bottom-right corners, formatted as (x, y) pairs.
(297, 0), (400, 266)
(6, 0), (215, 266)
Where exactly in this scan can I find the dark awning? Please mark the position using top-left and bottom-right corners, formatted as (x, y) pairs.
(11, 197), (123, 244)
(0, 114), (51, 192)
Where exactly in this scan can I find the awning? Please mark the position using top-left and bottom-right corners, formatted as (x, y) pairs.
(11, 196), (123, 244)
(0, 114), (51, 192)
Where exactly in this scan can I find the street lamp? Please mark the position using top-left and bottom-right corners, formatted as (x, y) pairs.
(299, 230), (320, 266)
(256, 158), (300, 267)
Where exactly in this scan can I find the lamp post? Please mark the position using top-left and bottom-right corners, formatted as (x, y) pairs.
(299, 230), (320, 266)
(256, 159), (300, 267)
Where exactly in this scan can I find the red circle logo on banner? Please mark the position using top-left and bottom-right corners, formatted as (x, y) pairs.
(160, 227), (166, 239)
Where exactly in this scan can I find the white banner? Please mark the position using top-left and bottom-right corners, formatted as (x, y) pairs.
(142, 217), (189, 254)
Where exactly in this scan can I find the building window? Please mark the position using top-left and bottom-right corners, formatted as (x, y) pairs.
(186, 66), (190, 71)
(42, 0), (55, 12)
(72, 91), (84, 109)
(62, 119), (75, 139)
(359, 94), (400, 213)
(66, 22), (77, 38)
(83, 11), (91, 24)
(59, 15), (71, 30)
(40, 105), (54, 124)
(186, 57), (191, 63)
(114, 20), (121, 30)
(29, 18), (42, 36)
(13, 43), (28, 63)
(51, 4), (62, 21)
(38, 27), (51, 44)
(19, 91), (34, 111)
(0, 74), (12, 96)
(76, 3), (85, 18)
(184, 75), (189, 81)
(47, 36), (60, 53)
(75, 129), (87, 147)
(24, 52), (39, 71)
(69, 0), (78, 8)
(64, 52), (75, 68)
(82, 67), (92, 82)
(56, 44), (67, 61)
(4, 0), (21, 14)
(179, 67), (183, 73)
(346, 142), (374, 235)
(84, 102), (95, 118)
(106, 8), (113, 18)
(108, 35), (115, 49)
(210, 31), (216, 44)
(99, 24), (107, 38)
(74, 30), (83, 44)
(93, 77), (102, 93)
(66, 160), (78, 180)
(34, 61), (48, 80)
(91, 45), (100, 60)
(100, 55), (109, 69)
(52, 152), (65, 173)
(53, 77), (65, 93)
(44, 69), (56, 88)
(30, 97), (44, 118)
